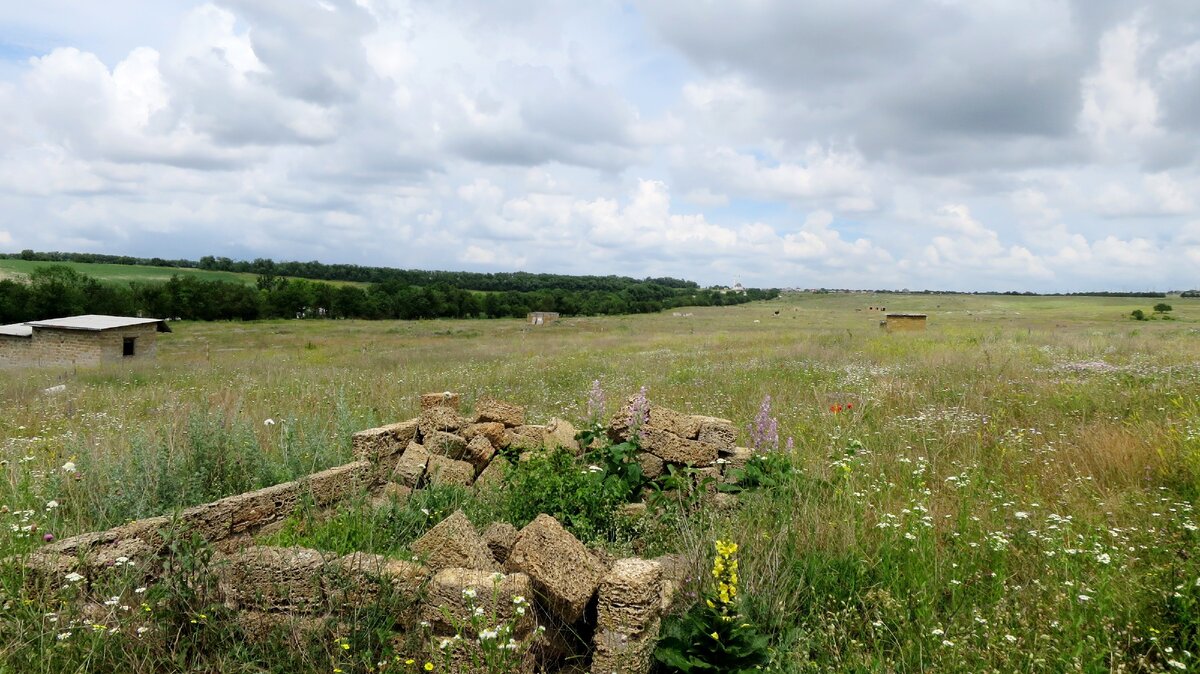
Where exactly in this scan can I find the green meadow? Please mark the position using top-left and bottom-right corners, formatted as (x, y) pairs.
(2, 292), (1199, 672)
(0, 259), (365, 287)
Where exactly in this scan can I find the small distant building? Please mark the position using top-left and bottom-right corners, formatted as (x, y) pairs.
(0, 315), (170, 369)
(526, 312), (560, 326)
(881, 313), (927, 332)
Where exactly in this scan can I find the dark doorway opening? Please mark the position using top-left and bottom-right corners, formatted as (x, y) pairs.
(123, 337), (136, 357)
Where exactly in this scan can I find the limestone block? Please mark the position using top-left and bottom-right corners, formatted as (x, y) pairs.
(462, 435), (496, 472)
(591, 558), (664, 674)
(696, 418), (737, 452)
(482, 522), (518, 565)
(504, 514), (606, 624)
(636, 452), (664, 480)
(639, 427), (718, 466)
(649, 406), (702, 439)
(506, 425), (546, 452)
(304, 460), (375, 507)
(419, 568), (535, 637)
(590, 617), (662, 674)
(218, 546), (332, 612)
(462, 421), (507, 448)
(380, 482), (412, 501)
(419, 406), (466, 440)
(328, 552), (429, 606)
(421, 392), (461, 411)
(425, 430), (468, 459)
(352, 419), (419, 462)
(617, 502), (648, 520)
(426, 454), (476, 488)
(236, 611), (328, 645)
(473, 459), (508, 493)
(543, 418), (580, 454)
(393, 441), (430, 488)
(411, 511), (498, 572)
(473, 396), (526, 427)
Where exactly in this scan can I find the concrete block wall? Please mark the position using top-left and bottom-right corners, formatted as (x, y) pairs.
(0, 323), (159, 369)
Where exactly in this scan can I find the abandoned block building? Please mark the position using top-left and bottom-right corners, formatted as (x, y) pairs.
(0, 315), (170, 369)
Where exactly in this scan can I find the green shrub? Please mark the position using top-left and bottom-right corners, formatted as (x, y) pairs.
(501, 449), (627, 543)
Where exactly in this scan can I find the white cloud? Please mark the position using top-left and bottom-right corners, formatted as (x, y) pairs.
(1, 1), (1199, 291)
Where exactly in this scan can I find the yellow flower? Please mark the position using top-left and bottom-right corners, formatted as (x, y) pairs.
(706, 599), (715, 608)
(710, 631), (720, 640)
(424, 663), (434, 671)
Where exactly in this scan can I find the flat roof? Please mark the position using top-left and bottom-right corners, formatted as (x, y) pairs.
(886, 313), (927, 318)
(24, 315), (169, 332)
(0, 324), (32, 337)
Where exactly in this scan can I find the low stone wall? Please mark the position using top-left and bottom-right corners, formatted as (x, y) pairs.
(16, 391), (740, 673)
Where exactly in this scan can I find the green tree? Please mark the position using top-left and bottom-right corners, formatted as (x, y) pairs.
(1154, 303), (1173, 314)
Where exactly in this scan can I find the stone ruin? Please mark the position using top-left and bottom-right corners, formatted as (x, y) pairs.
(14, 391), (753, 673)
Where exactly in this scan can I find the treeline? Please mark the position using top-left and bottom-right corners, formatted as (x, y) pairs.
(2, 250), (697, 292)
(804, 288), (1171, 298)
(0, 265), (777, 324)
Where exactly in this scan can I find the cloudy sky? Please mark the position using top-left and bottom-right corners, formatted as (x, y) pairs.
(1, 1), (1199, 291)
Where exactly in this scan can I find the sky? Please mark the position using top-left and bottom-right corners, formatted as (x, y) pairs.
(1, 1), (1199, 291)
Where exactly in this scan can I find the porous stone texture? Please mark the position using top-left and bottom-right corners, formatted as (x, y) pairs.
(426, 454), (476, 487)
(380, 482), (412, 501)
(352, 419), (419, 462)
(392, 441), (430, 488)
(636, 452), (664, 480)
(505, 514), (607, 624)
(419, 568), (535, 637)
(462, 435), (496, 472)
(236, 611), (328, 645)
(590, 558), (664, 674)
(327, 552), (428, 607)
(473, 459), (507, 493)
(421, 392), (461, 411)
(648, 406), (702, 439)
(462, 421), (507, 448)
(473, 396), (526, 427)
(696, 418), (737, 451)
(411, 511), (498, 572)
(543, 418), (581, 454)
(639, 427), (718, 466)
(424, 430), (468, 459)
(219, 546), (332, 612)
(507, 425), (547, 452)
(419, 406), (466, 439)
(482, 522), (518, 565)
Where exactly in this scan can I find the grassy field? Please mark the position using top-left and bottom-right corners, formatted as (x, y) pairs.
(0, 258), (365, 287)
(2, 292), (1199, 672)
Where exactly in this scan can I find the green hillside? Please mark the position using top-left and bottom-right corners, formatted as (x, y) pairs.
(0, 259), (363, 287)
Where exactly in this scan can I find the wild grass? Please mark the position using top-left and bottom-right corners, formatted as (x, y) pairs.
(1, 292), (1199, 671)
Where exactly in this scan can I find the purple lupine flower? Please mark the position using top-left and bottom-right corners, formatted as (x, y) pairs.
(627, 386), (650, 442)
(748, 394), (779, 452)
(786, 436), (794, 452)
(586, 380), (606, 424)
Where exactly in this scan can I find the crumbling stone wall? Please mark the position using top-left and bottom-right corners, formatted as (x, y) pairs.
(18, 391), (743, 673)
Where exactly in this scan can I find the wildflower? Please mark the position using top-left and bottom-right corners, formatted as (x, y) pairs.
(264, 418), (276, 426)
(136, 626), (149, 635)
(473, 607), (485, 616)
(56, 631), (71, 640)
(1078, 594), (1091, 602)
(64, 572), (84, 583)
(626, 386), (650, 442)
(1004, 634), (1017, 643)
(710, 631), (720, 640)
(1096, 552), (1111, 565)
(45, 500), (59, 510)
(1168, 660), (1186, 670)
(462, 588), (477, 599)
(43, 533), (55, 543)
(61, 461), (76, 473)
(749, 395), (779, 451)
(425, 664), (434, 671)
(1015, 511), (1030, 519)
(586, 380), (606, 424)
(930, 628), (944, 636)
(942, 640), (955, 647)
